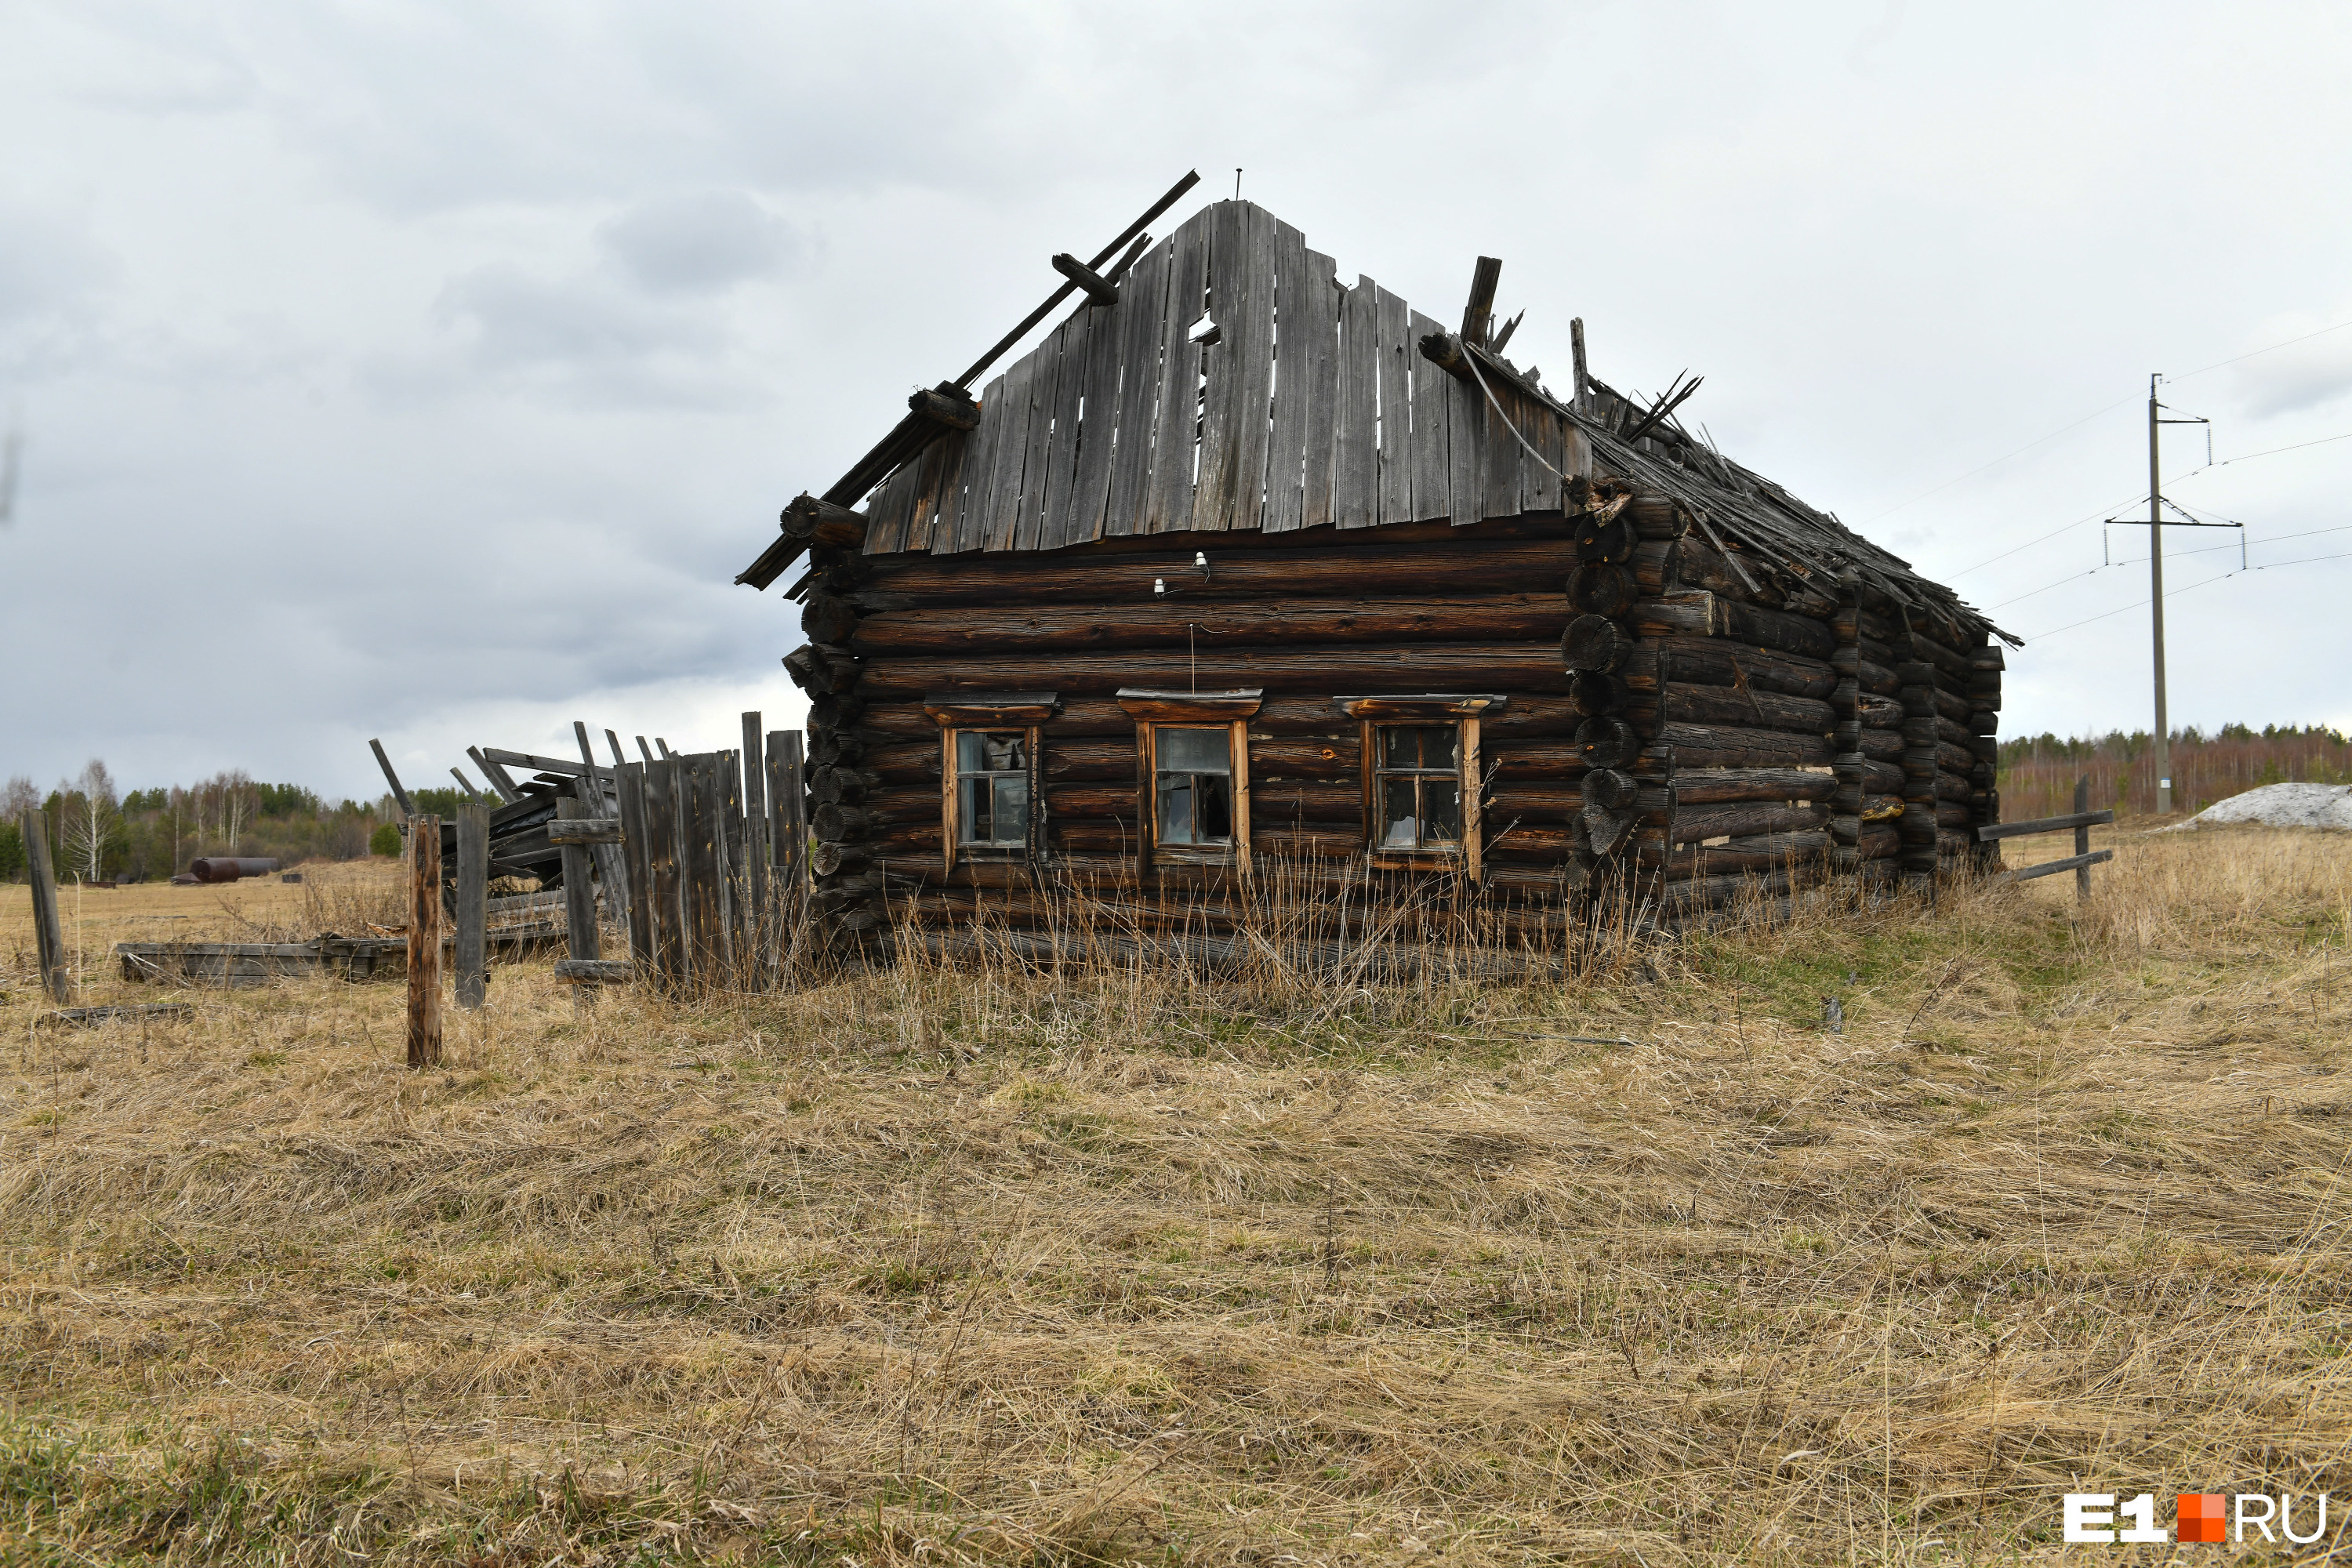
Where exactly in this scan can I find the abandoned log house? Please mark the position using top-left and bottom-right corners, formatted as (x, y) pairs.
(738, 183), (2014, 940)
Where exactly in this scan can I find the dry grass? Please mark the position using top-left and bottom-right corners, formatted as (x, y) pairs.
(4, 829), (2352, 1564)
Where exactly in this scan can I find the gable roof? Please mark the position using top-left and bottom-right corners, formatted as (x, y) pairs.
(747, 197), (2009, 642)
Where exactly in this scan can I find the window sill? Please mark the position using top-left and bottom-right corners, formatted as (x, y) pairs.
(1152, 844), (1239, 867)
(1367, 850), (1469, 873)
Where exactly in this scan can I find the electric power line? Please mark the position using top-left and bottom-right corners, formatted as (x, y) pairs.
(2025, 546), (2352, 641)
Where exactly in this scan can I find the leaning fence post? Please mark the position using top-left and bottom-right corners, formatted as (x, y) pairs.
(456, 801), (488, 1008)
(22, 808), (73, 1005)
(407, 815), (444, 1067)
(2073, 775), (2092, 905)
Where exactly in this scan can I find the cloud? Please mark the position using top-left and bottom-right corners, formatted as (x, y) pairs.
(597, 190), (804, 295)
(0, 199), (118, 330)
(2226, 325), (2352, 419)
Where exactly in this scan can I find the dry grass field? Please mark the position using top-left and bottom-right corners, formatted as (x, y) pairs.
(4, 829), (2352, 1565)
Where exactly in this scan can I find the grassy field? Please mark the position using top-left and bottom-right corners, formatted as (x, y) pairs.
(4, 829), (2351, 1564)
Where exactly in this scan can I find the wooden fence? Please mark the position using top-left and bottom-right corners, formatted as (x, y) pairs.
(609, 727), (808, 993)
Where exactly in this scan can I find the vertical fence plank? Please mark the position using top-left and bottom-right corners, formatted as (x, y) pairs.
(21, 809), (72, 1004)
(456, 802), (488, 1009)
(741, 713), (770, 985)
(716, 750), (742, 981)
(407, 815), (444, 1067)
(615, 762), (655, 971)
(645, 758), (684, 991)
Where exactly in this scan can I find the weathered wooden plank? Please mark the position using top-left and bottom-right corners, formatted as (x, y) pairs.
(1526, 391), (1565, 514)
(1406, 309), (1451, 523)
(1446, 334), (1487, 528)
(1483, 376), (1524, 522)
(1188, 201), (1247, 534)
(1006, 326), (1063, 552)
(1142, 212), (1210, 533)
(1298, 249), (1341, 532)
(863, 451), (916, 555)
(1262, 221), (1312, 534)
(1065, 267), (1131, 545)
(1199, 201), (1278, 533)
(406, 815), (443, 1067)
(945, 372), (1008, 554)
(21, 809), (71, 1004)
(456, 801), (488, 1009)
(767, 729), (808, 941)
(1333, 278), (1381, 529)
(645, 757), (685, 988)
(740, 714), (770, 981)
(718, 749), (746, 977)
(615, 761), (655, 971)
(1099, 236), (1171, 539)
(1374, 283), (1413, 527)
(1035, 310), (1092, 550)
(851, 593), (1577, 655)
(916, 429), (966, 554)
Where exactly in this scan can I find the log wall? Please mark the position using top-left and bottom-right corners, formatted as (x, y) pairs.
(782, 499), (2003, 935)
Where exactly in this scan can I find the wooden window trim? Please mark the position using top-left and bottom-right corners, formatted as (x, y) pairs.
(1341, 697), (1499, 880)
(936, 722), (1047, 873)
(923, 689), (1061, 726)
(1116, 689), (1261, 873)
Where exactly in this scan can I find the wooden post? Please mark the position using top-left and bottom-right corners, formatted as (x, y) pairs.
(370, 739), (416, 818)
(21, 809), (73, 1005)
(406, 815), (443, 1067)
(556, 797), (601, 1007)
(741, 713), (771, 984)
(455, 801), (488, 1009)
(2074, 775), (2092, 905)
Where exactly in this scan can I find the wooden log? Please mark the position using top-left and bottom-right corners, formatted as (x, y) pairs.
(1562, 615), (1631, 672)
(1565, 561), (1636, 618)
(781, 492), (869, 548)
(20, 810), (72, 1004)
(850, 592), (1573, 655)
(455, 802), (488, 1011)
(1666, 767), (1838, 804)
(1573, 511), (1637, 563)
(783, 641), (860, 695)
(1662, 868), (1797, 913)
(1829, 647), (1901, 695)
(1628, 593), (1838, 662)
(1664, 829), (1831, 880)
(1674, 801), (1831, 844)
(1904, 741), (1979, 776)
(857, 644), (1579, 700)
(1653, 721), (1834, 768)
(1575, 715), (1639, 768)
(406, 816), (444, 1068)
(909, 384), (982, 430)
(1635, 637), (1838, 702)
(802, 594), (858, 644)
(860, 537), (1580, 604)
(1650, 680), (1834, 735)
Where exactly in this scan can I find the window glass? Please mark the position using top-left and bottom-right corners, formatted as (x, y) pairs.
(1373, 722), (1464, 851)
(954, 729), (1029, 848)
(1155, 724), (1234, 846)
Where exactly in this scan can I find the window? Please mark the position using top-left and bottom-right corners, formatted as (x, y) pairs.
(1154, 727), (1234, 846)
(954, 731), (1030, 848)
(1115, 688), (1262, 869)
(1374, 725), (1464, 850)
(1332, 694), (1505, 878)
(923, 691), (1058, 870)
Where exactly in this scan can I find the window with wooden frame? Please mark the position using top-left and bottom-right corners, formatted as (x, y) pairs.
(922, 691), (1058, 870)
(1330, 695), (1506, 877)
(1114, 688), (1261, 869)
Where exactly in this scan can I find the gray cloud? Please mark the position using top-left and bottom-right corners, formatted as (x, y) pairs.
(597, 191), (803, 295)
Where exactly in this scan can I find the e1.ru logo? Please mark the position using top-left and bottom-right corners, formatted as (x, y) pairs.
(2063, 1491), (2328, 1544)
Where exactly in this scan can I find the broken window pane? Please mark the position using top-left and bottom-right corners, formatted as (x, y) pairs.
(1154, 725), (1234, 846)
(955, 728), (1029, 848)
(1371, 722), (1465, 853)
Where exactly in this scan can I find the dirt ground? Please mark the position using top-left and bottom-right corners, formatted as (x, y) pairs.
(4, 827), (2350, 1565)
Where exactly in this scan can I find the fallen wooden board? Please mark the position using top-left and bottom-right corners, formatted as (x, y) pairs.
(40, 1003), (198, 1028)
(115, 923), (566, 986)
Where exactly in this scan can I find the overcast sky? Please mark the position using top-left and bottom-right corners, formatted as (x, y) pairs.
(5, 2), (2350, 802)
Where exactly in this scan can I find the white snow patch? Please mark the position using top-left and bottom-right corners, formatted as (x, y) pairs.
(2163, 782), (2352, 832)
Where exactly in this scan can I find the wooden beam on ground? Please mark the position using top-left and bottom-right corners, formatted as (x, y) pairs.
(406, 815), (444, 1067)
(22, 808), (72, 1004)
(455, 801), (488, 1010)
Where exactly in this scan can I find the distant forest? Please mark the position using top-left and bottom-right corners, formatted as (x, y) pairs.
(1998, 723), (2352, 822)
(0, 762), (480, 884)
